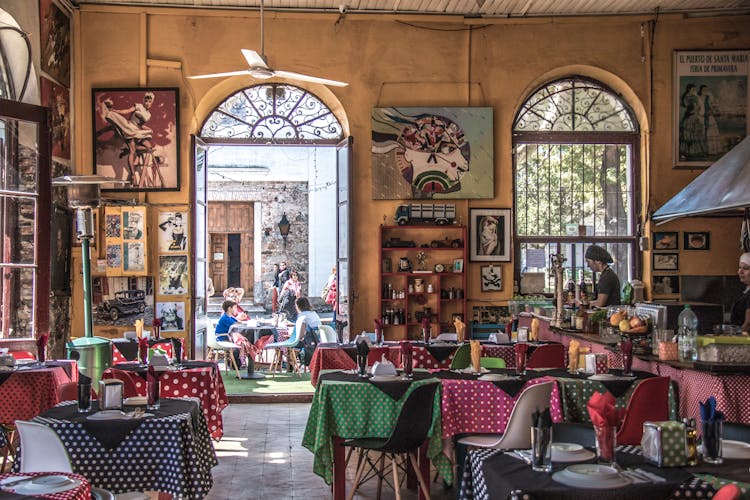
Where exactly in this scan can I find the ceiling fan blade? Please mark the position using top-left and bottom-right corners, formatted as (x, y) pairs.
(273, 70), (349, 87)
(188, 69), (251, 79)
(242, 49), (269, 69)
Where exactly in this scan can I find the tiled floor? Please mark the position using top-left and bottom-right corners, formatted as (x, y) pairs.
(205, 403), (456, 500)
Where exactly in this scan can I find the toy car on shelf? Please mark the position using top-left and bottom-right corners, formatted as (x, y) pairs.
(429, 238), (463, 248)
(384, 237), (417, 248)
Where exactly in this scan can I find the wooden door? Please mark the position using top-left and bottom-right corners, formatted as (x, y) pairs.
(208, 202), (254, 299)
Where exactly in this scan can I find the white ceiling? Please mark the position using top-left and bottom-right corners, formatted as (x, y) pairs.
(70, 0), (750, 18)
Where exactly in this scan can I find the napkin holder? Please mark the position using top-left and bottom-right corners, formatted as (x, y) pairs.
(641, 421), (687, 467)
(0, 355), (15, 368)
(371, 360), (397, 376)
(355, 333), (373, 347)
(517, 327), (529, 342)
(149, 352), (170, 366)
(584, 353), (608, 374)
(98, 379), (124, 410)
(124, 331), (138, 340)
(489, 332), (510, 344)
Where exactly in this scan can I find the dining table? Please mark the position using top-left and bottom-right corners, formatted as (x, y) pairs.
(0, 361), (77, 425)
(31, 398), (217, 498)
(102, 360), (228, 440)
(0, 471), (91, 500)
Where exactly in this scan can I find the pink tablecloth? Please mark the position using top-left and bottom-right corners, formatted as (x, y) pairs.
(103, 364), (228, 440)
(0, 472), (91, 500)
(0, 365), (73, 424)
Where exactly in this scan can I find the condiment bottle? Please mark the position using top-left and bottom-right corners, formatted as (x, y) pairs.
(684, 418), (699, 466)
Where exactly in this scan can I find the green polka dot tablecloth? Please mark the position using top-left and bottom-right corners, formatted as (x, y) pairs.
(694, 474), (750, 499)
(302, 374), (450, 485)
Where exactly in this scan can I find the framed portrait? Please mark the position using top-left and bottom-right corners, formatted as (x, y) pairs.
(155, 301), (186, 332)
(39, 0), (70, 85)
(470, 208), (511, 261)
(51, 204), (72, 294)
(480, 265), (502, 292)
(673, 50), (750, 168)
(371, 107), (494, 199)
(92, 88), (180, 191)
(652, 231), (679, 250)
(653, 253), (679, 271)
(158, 209), (188, 252)
(652, 275), (681, 296)
(684, 231), (710, 250)
(453, 258), (464, 273)
(41, 77), (70, 160)
(159, 255), (189, 295)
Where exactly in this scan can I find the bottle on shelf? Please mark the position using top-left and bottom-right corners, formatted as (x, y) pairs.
(677, 304), (699, 362)
(578, 272), (589, 307)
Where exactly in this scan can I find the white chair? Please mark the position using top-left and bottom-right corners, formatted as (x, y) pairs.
(458, 381), (555, 449)
(204, 316), (242, 379)
(318, 324), (338, 343)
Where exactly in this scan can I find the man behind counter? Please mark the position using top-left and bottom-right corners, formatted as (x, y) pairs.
(584, 245), (621, 308)
(731, 252), (750, 334)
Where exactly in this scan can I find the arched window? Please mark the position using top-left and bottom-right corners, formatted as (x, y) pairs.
(513, 77), (640, 295)
(200, 83), (343, 143)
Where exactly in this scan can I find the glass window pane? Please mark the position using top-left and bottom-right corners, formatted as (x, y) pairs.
(0, 118), (39, 193)
(0, 195), (37, 265)
(0, 266), (35, 338)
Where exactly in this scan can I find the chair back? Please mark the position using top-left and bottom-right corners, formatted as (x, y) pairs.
(525, 344), (565, 369)
(494, 381), (555, 450)
(203, 317), (221, 349)
(9, 351), (36, 361)
(318, 324), (338, 343)
(616, 376), (670, 445)
(56, 382), (78, 402)
(450, 344), (471, 369)
(381, 382), (440, 454)
(367, 347), (391, 366)
(723, 422), (750, 443)
(480, 357), (506, 369)
(16, 420), (72, 473)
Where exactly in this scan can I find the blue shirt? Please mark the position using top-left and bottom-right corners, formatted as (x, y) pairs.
(215, 313), (237, 341)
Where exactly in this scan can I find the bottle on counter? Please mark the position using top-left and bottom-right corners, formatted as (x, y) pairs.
(684, 418), (699, 466)
(677, 304), (699, 362)
(579, 272), (589, 307)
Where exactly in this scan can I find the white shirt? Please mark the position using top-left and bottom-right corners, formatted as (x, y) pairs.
(295, 310), (322, 338)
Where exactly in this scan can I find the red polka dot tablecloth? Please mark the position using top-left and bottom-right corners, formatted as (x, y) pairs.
(102, 363), (228, 440)
(0, 472), (91, 500)
(0, 365), (73, 424)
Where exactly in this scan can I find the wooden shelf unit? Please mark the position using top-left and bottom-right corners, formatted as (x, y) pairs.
(379, 224), (467, 341)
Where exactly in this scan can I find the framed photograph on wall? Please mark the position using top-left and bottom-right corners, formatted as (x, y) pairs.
(158, 209), (188, 252)
(652, 275), (681, 296)
(653, 253), (679, 271)
(159, 255), (188, 295)
(92, 88), (180, 191)
(480, 265), (502, 292)
(470, 208), (511, 262)
(51, 204), (72, 294)
(652, 231), (679, 250)
(684, 231), (710, 250)
(673, 50), (750, 168)
(155, 301), (186, 332)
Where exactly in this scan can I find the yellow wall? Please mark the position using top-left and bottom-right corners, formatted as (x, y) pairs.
(73, 5), (750, 336)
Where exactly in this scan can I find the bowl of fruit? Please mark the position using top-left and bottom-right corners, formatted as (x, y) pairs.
(608, 308), (650, 335)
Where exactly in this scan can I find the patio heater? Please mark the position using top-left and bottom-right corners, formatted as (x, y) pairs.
(52, 175), (126, 382)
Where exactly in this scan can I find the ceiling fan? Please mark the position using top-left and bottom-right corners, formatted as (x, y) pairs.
(188, 0), (348, 87)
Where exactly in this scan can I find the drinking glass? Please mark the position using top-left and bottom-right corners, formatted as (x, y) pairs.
(530, 426), (552, 472)
(594, 425), (617, 466)
(702, 420), (723, 464)
(515, 351), (527, 376)
(622, 350), (633, 376)
(402, 352), (413, 380)
(356, 355), (368, 377)
(147, 377), (160, 410)
(77, 383), (92, 413)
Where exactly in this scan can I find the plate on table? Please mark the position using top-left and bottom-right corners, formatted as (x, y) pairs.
(588, 373), (635, 381)
(124, 396), (147, 405)
(370, 375), (402, 382)
(7, 475), (80, 495)
(86, 410), (126, 421)
(478, 374), (519, 382)
(552, 464), (630, 489)
(551, 443), (596, 462)
(455, 367), (489, 374)
(713, 439), (750, 459)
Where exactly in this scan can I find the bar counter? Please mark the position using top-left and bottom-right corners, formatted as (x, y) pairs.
(518, 313), (750, 426)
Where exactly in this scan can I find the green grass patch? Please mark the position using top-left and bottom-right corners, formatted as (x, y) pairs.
(219, 368), (314, 395)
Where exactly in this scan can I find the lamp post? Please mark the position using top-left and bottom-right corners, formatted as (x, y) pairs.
(278, 213), (291, 247)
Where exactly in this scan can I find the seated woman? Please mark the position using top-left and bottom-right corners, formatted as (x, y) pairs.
(223, 287), (249, 321)
(215, 300), (257, 367)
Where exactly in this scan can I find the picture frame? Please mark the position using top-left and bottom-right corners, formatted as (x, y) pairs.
(480, 265), (503, 292)
(155, 301), (186, 332)
(673, 50), (750, 168)
(684, 231), (710, 250)
(453, 258), (464, 273)
(470, 208), (511, 261)
(92, 276), (154, 327)
(652, 275), (681, 296)
(157, 209), (189, 252)
(40, 0), (70, 86)
(653, 253), (679, 271)
(652, 231), (679, 250)
(93, 88), (180, 191)
(159, 255), (189, 295)
(51, 204), (72, 294)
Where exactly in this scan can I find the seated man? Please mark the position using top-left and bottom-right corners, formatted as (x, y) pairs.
(215, 300), (256, 367)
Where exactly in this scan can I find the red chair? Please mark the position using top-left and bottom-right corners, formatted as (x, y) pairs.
(616, 376), (671, 445)
(713, 484), (742, 500)
(526, 344), (565, 369)
(9, 351), (35, 361)
(367, 346), (390, 366)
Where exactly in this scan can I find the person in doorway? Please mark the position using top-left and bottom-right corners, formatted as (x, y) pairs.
(583, 245), (621, 308)
(278, 271), (302, 321)
(215, 300), (257, 367)
(731, 252), (750, 333)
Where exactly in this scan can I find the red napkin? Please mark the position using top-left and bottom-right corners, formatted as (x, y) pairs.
(138, 337), (149, 365)
(374, 318), (383, 345)
(36, 334), (49, 363)
(152, 318), (162, 340)
(587, 390), (619, 426)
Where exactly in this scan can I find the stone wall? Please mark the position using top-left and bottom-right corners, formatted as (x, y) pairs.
(208, 181), (309, 309)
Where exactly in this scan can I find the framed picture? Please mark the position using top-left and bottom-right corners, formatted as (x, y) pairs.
(92, 276), (154, 327)
(470, 208), (511, 261)
(370, 107), (494, 199)
(41, 77), (70, 160)
(480, 265), (503, 292)
(673, 50), (750, 168)
(159, 255), (189, 295)
(51, 204), (72, 294)
(39, 0), (70, 85)
(93, 88), (180, 191)
(652, 275), (681, 296)
(684, 231), (710, 250)
(652, 231), (678, 250)
(158, 209), (188, 252)
(653, 253), (679, 271)
(453, 258), (464, 273)
(155, 301), (186, 332)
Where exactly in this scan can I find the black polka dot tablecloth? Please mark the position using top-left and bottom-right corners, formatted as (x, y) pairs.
(30, 398), (217, 498)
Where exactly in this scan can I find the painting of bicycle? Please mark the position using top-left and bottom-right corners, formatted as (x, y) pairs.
(93, 88), (180, 191)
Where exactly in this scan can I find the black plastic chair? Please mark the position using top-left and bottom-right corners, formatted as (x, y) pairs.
(343, 382), (440, 500)
(723, 422), (750, 443)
